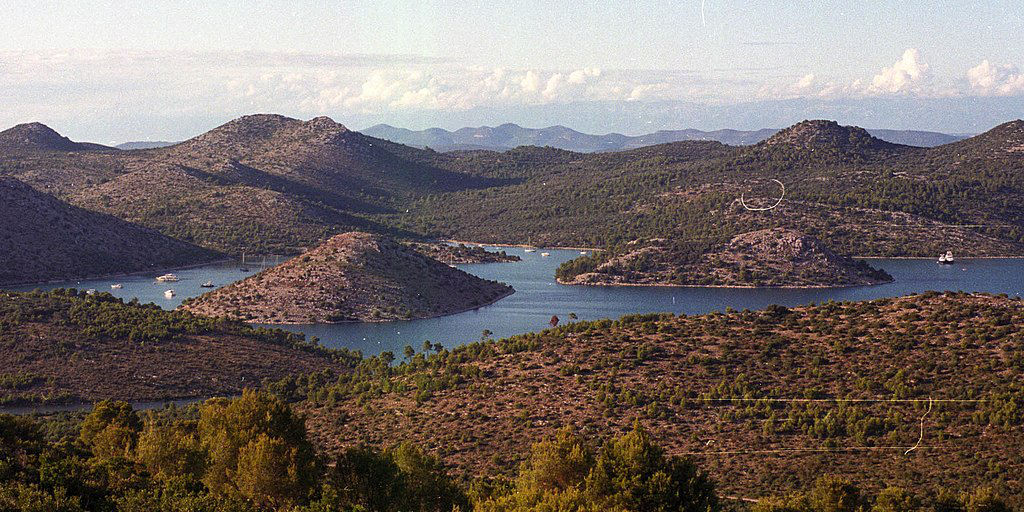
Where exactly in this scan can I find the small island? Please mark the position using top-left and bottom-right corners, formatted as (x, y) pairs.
(409, 242), (521, 264)
(556, 228), (893, 288)
(180, 232), (514, 323)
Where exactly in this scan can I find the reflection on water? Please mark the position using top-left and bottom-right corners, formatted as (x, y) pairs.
(7, 249), (1024, 357)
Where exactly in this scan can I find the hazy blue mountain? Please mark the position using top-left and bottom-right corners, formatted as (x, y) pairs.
(360, 123), (965, 152)
(115, 141), (178, 150)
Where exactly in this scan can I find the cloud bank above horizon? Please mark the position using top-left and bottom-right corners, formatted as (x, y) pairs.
(2, 1), (1023, 141)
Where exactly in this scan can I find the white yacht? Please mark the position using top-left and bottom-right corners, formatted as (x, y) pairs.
(200, 280), (215, 288)
(541, 252), (550, 257)
(937, 251), (954, 264)
(156, 273), (179, 282)
(524, 248), (536, 253)
(110, 283), (123, 289)
(164, 289), (176, 298)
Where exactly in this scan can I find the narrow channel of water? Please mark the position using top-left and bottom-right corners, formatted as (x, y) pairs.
(9, 249), (1024, 357)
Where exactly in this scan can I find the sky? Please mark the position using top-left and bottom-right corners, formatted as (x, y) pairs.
(2, 0), (1023, 142)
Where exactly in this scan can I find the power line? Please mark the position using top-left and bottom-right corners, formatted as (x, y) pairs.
(682, 446), (938, 456)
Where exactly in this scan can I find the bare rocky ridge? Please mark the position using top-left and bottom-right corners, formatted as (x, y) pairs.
(758, 119), (907, 155)
(0, 177), (220, 286)
(559, 228), (892, 287)
(180, 232), (514, 323)
(0, 122), (113, 153)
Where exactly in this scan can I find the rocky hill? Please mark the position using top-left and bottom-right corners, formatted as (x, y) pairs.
(557, 228), (893, 287)
(0, 289), (350, 405)
(0, 122), (113, 153)
(0, 177), (220, 286)
(296, 292), (1024, 504)
(180, 232), (514, 323)
(756, 119), (908, 157)
(927, 119), (1024, 162)
(0, 116), (498, 255)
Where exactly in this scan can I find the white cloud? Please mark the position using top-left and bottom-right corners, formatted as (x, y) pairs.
(795, 73), (815, 90)
(519, 70), (541, 93)
(967, 60), (1024, 96)
(866, 48), (929, 94)
(567, 67), (601, 84)
(542, 73), (564, 98)
(628, 83), (671, 101)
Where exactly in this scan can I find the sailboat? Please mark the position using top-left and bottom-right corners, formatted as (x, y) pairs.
(200, 280), (215, 288)
(240, 252), (250, 272)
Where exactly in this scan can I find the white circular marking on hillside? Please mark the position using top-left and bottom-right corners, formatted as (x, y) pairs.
(740, 179), (785, 211)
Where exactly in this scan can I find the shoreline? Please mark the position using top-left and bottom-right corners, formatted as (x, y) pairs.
(1, 257), (235, 288)
(231, 288), (518, 326)
(555, 278), (892, 290)
(856, 255), (1024, 260)
(0, 394), (231, 416)
(442, 239), (602, 252)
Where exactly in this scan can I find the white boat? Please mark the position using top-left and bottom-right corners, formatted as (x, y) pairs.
(580, 251), (588, 255)
(164, 289), (176, 298)
(155, 273), (179, 282)
(541, 252), (550, 257)
(110, 283), (123, 289)
(85, 289), (97, 295)
(938, 251), (954, 264)
(524, 248), (536, 253)
(200, 280), (215, 288)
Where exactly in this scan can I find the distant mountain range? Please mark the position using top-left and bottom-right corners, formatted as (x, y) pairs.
(115, 140), (177, 150)
(360, 123), (968, 152)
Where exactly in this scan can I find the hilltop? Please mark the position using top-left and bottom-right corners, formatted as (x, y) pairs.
(0, 122), (113, 153)
(0, 177), (220, 285)
(0, 289), (351, 405)
(291, 292), (1024, 504)
(0, 116), (498, 255)
(556, 228), (893, 287)
(180, 232), (514, 323)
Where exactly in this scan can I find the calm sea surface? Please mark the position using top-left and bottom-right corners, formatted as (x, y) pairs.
(10, 248), (1024, 356)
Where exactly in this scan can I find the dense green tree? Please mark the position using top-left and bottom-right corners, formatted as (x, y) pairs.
(78, 401), (142, 460)
(871, 487), (921, 512)
(197, 390), (317, 508)
(584, 423), (718, 512)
